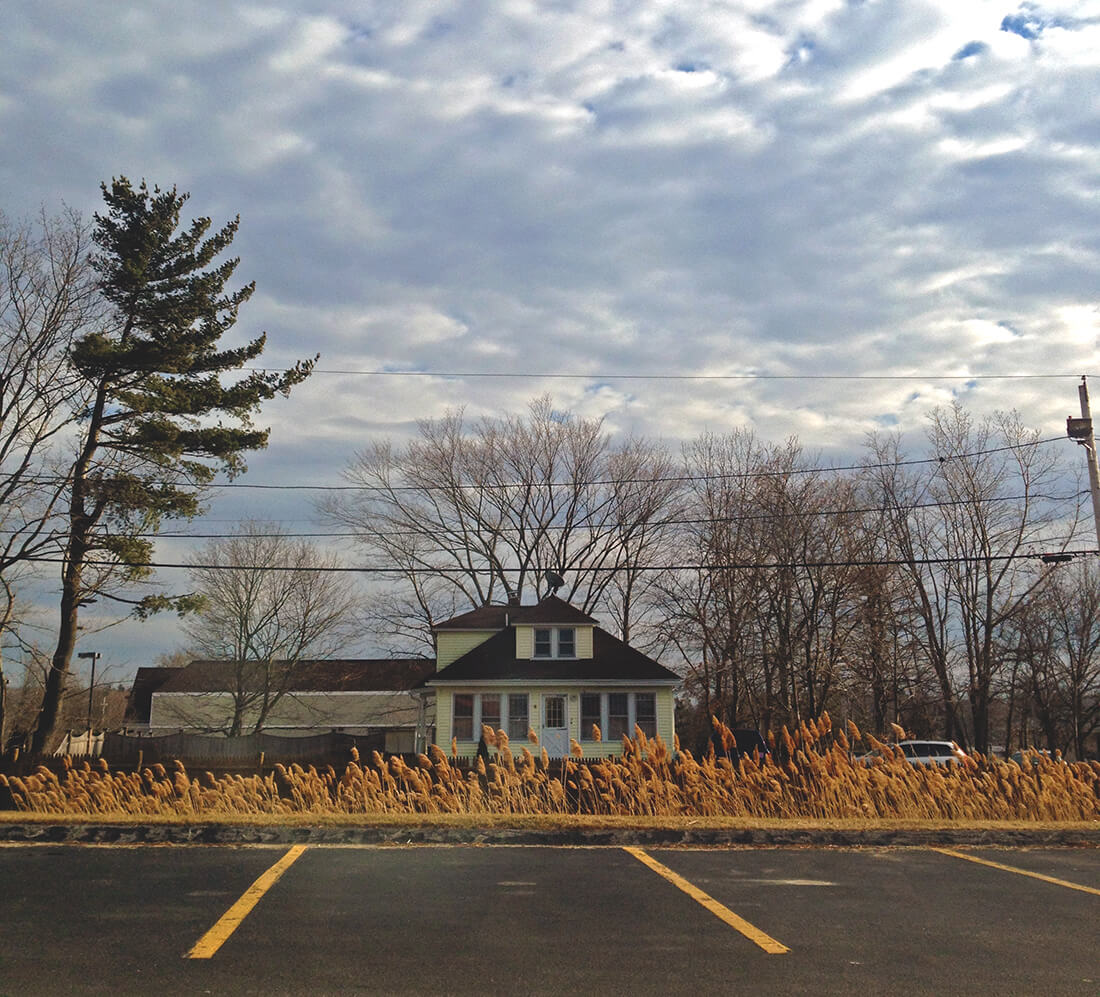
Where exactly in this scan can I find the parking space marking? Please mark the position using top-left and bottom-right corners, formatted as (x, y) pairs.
(623, 847), (790, 954)
(932, 848), (1100, 897)
(185, 845), (308, 959)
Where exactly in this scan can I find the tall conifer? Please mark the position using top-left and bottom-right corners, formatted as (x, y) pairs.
(31, 178), (315, 752)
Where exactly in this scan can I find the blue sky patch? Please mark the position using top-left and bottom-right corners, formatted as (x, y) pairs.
(1001, 13), (1043, 38)
(953, 41), (988, 59)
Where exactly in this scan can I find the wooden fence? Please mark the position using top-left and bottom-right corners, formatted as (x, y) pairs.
(101, 731), (369, 769)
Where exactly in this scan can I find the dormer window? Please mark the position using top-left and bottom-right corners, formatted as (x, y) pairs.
(533, 627), (576, 658)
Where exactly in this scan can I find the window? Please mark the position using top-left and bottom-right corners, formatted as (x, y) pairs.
(453, 694), (474, 740)
(480, 694), (501, 736)
(581, 693), (602, 741)
(544, 695), (565, 728)
(452, 693), (529, 743)
(507, 694), (529, 740)
(532, 627), (577, 658)
(635, 693), (656, 738)
(580, 692), (659, 743)
(608, 693), (630, 740)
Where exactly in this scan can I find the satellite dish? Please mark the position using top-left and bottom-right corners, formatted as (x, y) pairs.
(544, 570), (565, 594)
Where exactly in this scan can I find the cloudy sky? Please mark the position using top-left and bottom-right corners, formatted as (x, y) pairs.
(3, 0), (1099, 676)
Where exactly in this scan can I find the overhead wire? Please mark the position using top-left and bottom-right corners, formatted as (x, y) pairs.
(244, 367), (1092, 381)
(6, 434), (1072, 494)
(19, 549), (1098, 574)
(3, 487), (1081, 541)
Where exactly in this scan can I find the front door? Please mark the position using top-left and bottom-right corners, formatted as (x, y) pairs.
(542, 695), (569, 758)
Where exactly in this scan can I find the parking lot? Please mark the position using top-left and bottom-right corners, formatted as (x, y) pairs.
(1, 843), (1097, 995)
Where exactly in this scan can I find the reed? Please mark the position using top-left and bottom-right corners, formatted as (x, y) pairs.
(2, 716), (1096, 821)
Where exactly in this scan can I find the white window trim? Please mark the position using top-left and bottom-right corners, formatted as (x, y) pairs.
(452, 692), (530, 740)
(532, 626), (577, 659)
(579, 692), (657, 741)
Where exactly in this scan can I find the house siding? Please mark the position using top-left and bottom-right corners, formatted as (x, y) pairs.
(149, 690), (426, 734)
(657, 687), (674, 739)
(436, 688), (452, 740)
(435, 630), (496, 669)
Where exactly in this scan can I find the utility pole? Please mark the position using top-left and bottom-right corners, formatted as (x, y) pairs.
(1067, 375), (1100, 550)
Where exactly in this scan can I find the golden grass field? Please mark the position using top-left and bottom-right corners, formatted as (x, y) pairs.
(2, 715), (1097, 824)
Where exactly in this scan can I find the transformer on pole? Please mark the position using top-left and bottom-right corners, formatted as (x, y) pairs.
(1067, 375), (1100, 551)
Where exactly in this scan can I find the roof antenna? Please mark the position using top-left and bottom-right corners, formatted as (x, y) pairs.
(543, 570), (565, 595)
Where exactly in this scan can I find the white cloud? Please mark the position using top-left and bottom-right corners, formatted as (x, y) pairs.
(2, 0), (1099, 662)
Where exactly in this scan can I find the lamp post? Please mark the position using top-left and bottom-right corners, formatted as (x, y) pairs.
(77, 651), (101, 734)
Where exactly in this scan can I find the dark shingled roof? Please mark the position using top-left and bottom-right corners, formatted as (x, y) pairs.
(427, 628), (678, 684)
(157, 658), (436, 694)
(434, 594), (597, 630)
(124, 666), (183, 723)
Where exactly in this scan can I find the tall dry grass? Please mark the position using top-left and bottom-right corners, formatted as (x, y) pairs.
(2, 715), (1097, 821)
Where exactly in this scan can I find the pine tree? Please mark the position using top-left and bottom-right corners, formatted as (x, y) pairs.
(31, 178), (315, 753)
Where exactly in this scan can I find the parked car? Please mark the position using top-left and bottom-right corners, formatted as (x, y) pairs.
(712, 728), (770, 763)
(731, 728), (769, 762)
(856, 740), (967, 767)
(1009, 748), (1062, 766)
(898, 740), (967, 765)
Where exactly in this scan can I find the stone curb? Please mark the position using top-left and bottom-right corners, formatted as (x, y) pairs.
(1, 823), (1098, 847)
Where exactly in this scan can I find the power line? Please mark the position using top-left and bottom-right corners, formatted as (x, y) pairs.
(29, 487), (1079, 542)
(21, 549), (1097, 574)
(193, 434), (1079, 491)
(8, 435), (1069, 496)
(247, 367), (1094, 381)
(18, 433), (1064, 494)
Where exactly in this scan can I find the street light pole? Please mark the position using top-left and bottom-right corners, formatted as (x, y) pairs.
(76, 651), (101, 734)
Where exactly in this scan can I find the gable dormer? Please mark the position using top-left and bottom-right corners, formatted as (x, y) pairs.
(511, 595), (596, 660)
(432, 595), (597, 667)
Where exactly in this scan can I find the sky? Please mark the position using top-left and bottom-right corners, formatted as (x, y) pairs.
(2, 0), (1099, 680)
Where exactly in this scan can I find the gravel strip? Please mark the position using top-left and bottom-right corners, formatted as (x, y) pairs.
(1, 822), (1098, 847)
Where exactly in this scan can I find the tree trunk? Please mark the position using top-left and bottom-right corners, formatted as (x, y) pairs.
(0, 655), (6, 754)
(30, 560), (82, 755)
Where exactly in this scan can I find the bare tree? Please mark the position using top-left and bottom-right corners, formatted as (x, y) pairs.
(865, 404), (1075, 751)
(323, 396), (680, 651)
(183, 524), (362, 735)
(1008, 559), (1100, 757)
(650, 430), (774, 733)
(0, 208), (101, 749)
(653, 429), (889, 740)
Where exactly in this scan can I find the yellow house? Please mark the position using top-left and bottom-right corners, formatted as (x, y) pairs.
(427, 595), (679, 759)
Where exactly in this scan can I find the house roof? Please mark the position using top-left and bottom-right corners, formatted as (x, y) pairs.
(155, 658), (436, 695)
(124, 666), (183, 723)
(433, 594), (597, 630)
(427, 627), (679, 685)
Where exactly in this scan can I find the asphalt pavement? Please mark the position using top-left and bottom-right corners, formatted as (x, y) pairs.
(0, 842), (1097, 995)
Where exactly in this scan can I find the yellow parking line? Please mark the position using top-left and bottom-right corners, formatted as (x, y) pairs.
(623, 847), (789, 954)
(932, 848), (1100, 897)
(186, 845), (308, 959)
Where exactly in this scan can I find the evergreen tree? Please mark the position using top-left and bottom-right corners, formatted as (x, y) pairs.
(31, 178), (315, 752)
